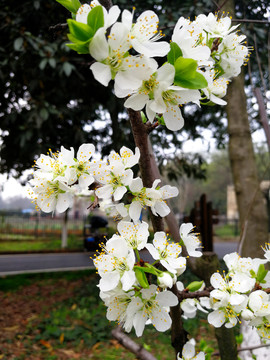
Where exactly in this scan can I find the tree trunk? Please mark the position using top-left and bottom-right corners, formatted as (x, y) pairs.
(61, 210), (68, 249)
(218, 0), (269, 258)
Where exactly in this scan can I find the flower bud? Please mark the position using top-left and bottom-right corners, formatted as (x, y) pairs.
(157, 272), (173, 288)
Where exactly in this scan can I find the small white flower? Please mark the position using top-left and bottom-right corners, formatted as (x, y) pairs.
(262, 243), (270, 262)
(30, 177), (74, 213)
(248, 290), (270, 317)
(94, 162), (133, 201)
(124, 63), (201, 131)
(177, 339), (205, 360)
(126, 284), (178, 336)
(116, 220), (149, 250)
(94, 237), (136, 292)
(179, 223), (202, 257)
(121, 9), (170, 57)
(145, 231), (186, 275)
(76, 1), (120, 29)
(109, 146), (140, 169)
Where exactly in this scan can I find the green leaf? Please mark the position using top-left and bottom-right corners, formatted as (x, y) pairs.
(175, 71), (208, 89)
(63, 62), (74, 76)
(141, 111), (147, 123)
(66, 41), (89, 54)
(87, 5), (104, 32)
(134, 268), (149, 288)
(186, 280), (204, 292)
(39, 58), (48, 70)
(235, 333), (243, 345)
(56, 0), (81, 14)
(67, 19), (94, 42)
(40, 108), (49, 121)
(167, 42), (183, 65)
(174, 57), (208, 89)
(174, 57), (198, 80)
(156, 115), (165, 126)
(48, 58), (56, 68)
(256, 264), (268, 283)
(14, 37), (24, 51)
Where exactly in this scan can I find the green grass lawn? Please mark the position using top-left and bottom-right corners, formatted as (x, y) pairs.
(214, 224), (239, 238)
(0, 236), (84, 252)
(0, 270), (218, 360)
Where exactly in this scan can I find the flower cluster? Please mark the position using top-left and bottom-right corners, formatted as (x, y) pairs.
(93, 221), (204, 336)
(207, 251), (270, 340)
(29, 144), (178, 219)
(58, 0), (249, 131)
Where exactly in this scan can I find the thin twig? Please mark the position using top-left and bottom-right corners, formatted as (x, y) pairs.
(112, 326), (157, 360)
(212, 342), (270, 356)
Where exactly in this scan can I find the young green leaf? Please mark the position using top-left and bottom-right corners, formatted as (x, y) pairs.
(175, 71), (208, 89)
(186, 280), (204, 292)
(256, 264), (268, 283)
(87, 5), (104, 32)
(56, 0), (81, 14)
(67, 19), (94, 42)
(134, 268), (149, 288)
(174, 57), (198, 80)
(167, 42), (183, 65)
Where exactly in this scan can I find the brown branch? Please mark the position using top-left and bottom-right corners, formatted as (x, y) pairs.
(212, 342), (270, 356)
(112, 326), (157, 360)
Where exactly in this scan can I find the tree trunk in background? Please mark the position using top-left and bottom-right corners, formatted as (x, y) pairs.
(218, 0), (269, 257)
(61, 210), (68, 249)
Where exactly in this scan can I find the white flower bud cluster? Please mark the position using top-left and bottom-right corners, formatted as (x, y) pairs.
(73, 1), (250, 131)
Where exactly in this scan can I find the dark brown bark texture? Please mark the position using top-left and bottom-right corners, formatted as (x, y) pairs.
(218, 0), (269, 258)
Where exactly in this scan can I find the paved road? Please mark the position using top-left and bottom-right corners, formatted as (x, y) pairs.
(0, 242), (238, 276)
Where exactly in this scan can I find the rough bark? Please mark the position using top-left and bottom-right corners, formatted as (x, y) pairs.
(218, 0), (269, 258)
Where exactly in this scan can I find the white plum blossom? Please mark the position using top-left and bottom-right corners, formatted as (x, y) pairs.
(121, 9), (170, 57)
(200, 70), (229, 105)
(108, 146), (140, 169)
(146, 231), (186, 275)
(116, 220), (149, 250)
(94, 237), (136, 292)
(179, 223), (202, 257)
(150, 179), (179, 217)
(60, 143), (96, 188)
(29, 177), (74, 213)
(218, 33), (249, 77)
(94, 161), (133, 201)
(177, 339), (205, 360)
(262, 243), (270, 262)
(89, 24), (156, 89)
(172, 17), (211, 64)
(124, 63), (201, 131)
(76, 1), (120, 29)
(249, 315), (270, 340)
(180, 298), (209, 319)
(126, 284), (178, 336)
(128, 177), (161, 221)
(248, 290), (270, 317)
(100, 286), (134, 332)
(195, 12), (239, 38)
